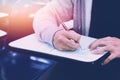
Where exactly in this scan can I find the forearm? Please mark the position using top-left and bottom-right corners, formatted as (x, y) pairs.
(33, 0), (73, 46)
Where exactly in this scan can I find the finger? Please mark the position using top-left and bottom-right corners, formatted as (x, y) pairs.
(103, 36), (117, 41)
(89, 37), (113, 49)
(91, 47), (107, 54)
(90, 39), (109, 50)
(65, 30), (81, 43)
(63, 38), (80, 50)
(56, 36), (79, 51)
(60, 44), (78, 51)
(91, 45), (114, 54)
(102, 54), (116, 65)
(66, 39), (80, 50)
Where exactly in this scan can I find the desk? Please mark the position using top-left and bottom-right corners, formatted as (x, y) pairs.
(8, 34), (120, 80)
(9, 34), (106, 62)
(7, 34), (108, 80)
(0, 30), (56, 80)
(8, 34), (99, 80)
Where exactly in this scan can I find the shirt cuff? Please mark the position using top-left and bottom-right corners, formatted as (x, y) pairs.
(41, 26), (64, 46)
(79, 36), (97, 49)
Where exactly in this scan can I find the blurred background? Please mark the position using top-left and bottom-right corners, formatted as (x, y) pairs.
(0, 1), (57, 80)
(0, 0), (51, 12)
(0, 0), (52, 43)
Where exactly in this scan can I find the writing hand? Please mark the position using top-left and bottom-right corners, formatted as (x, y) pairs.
(53, 30), (81, 51)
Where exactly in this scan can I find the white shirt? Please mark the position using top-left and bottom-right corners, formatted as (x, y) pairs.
(85, 0), (93, 35)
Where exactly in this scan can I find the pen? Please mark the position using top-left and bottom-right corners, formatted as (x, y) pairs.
(61, 23), (69, 31)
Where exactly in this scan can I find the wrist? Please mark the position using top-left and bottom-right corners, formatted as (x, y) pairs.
(52, 29), (64, 47)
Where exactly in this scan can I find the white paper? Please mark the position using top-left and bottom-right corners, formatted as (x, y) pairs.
(9, 34), (106, 62)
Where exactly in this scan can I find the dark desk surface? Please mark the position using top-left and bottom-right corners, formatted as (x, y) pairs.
(0, 50), (55, 80)
(1, 48), (120, 80)
(1, 34), (120, 80)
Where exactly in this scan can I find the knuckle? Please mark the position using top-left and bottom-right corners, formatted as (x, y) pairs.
(98, 40), (103, 44)
(58, 48), (64, 51)
(110, 54), (116, 60)
(63, 30), (68, 35)
(108, 41), (114, 44)
(71, 46), (77, 50)
(69, 30), (76, 34)
(69, 46), (77, 51)
(57, 36), (63, 42)
(94, 49), (99, 52)
(106, 45), (111, 50)
(69, 30), (74, 33)
(106, 36), (112, 40)
(57, 46), (64, 51)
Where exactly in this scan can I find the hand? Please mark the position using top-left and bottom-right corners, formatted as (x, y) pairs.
(53, 30), (81, 51)
(89, 37), (120, 65)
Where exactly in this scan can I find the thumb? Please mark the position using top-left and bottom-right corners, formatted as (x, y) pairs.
(67, 30), (81, 42)
(102, 54), (116, 65)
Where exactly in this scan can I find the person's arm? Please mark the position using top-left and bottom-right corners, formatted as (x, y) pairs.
(33, 0), (74, 46)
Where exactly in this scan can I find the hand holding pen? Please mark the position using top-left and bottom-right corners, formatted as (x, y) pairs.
(52, 8), (81, 51)
(53, 28), (81, 51)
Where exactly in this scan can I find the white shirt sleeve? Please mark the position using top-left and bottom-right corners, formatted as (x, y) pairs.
(33, 0), (73, 46)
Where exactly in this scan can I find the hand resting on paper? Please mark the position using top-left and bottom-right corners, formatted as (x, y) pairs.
(89, 37), (120, 65)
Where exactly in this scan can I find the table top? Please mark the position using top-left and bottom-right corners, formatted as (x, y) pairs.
(0, 50), (55, 80)
(9, 34), (106, 62)
(0, 30), (7, 37)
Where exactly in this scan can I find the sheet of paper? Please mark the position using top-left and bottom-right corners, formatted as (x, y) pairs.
(0, 30), (7, 37)
(9, 34), (106, 62)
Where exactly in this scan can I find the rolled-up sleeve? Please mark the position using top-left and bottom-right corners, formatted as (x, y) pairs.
(33, 0), (73, 46)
